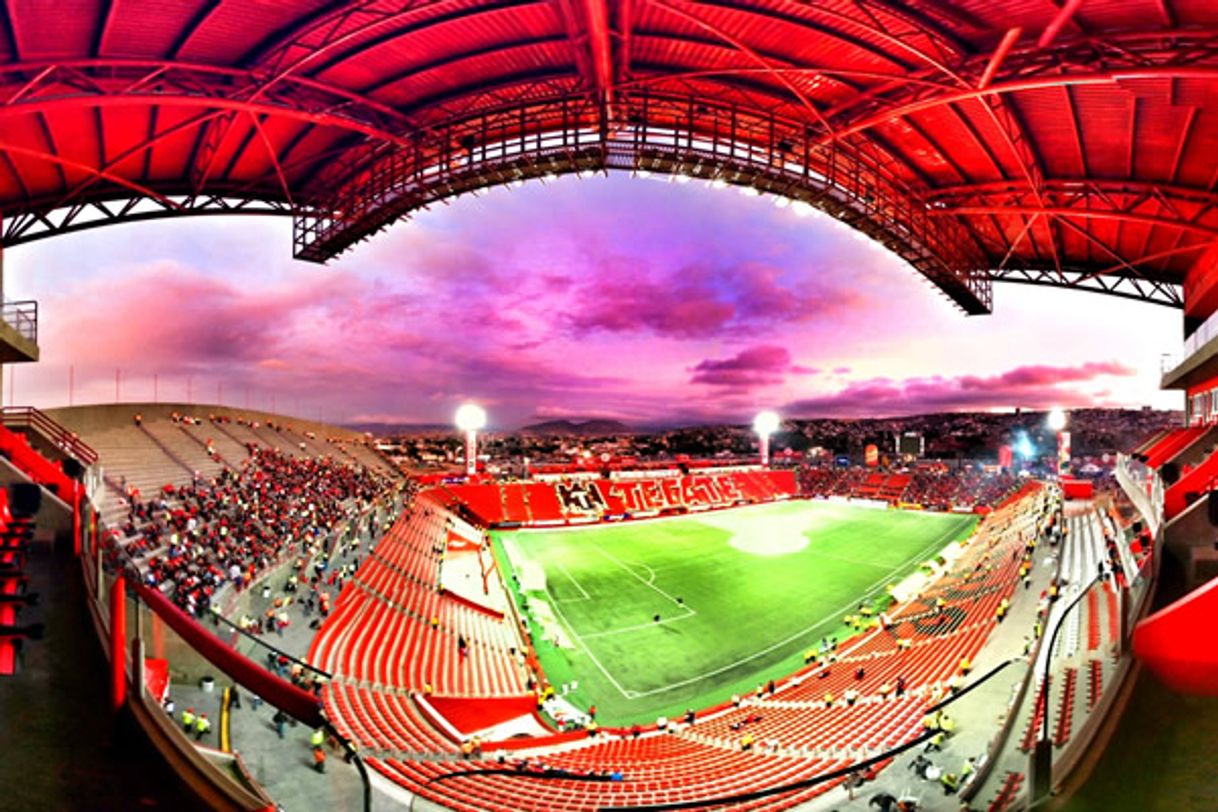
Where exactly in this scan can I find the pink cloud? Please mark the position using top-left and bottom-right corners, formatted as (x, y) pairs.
(690, 345), (815, 388)
(785, 361), (1137, 418)
(961, 361), (1136, 389)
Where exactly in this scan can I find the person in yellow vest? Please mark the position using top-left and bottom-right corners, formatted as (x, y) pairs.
(310, 727), (326, 751)
(740, 732), (754, 752)
(939, 712), (956, 736)
(940, 771), (959, 795)
(194, 713), (211, 741)
(822, 691), (834, 709)
(181, 707), (196, 734)
(959, 657), (972, 676)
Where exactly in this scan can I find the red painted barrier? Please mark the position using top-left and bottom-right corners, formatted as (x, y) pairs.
(110, 573), (127, 711)
(1133, 577), (1218, 695)
(133, 581), (324, 726)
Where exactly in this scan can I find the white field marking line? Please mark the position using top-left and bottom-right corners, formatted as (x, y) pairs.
(620, 517), (970, 699)
(554, 561), (591, 601)
(591, 542), (694, 615)
(547, 585), (638, 700)
(802, 550), (894, 570)
(581, 612), (700, 640)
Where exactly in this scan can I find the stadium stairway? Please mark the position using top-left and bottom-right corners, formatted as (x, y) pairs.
(170, 421), (234, 470)
(139, 420), (225, 480)
(178, 419), (248, 468)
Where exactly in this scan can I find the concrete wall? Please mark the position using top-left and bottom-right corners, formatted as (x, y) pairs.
(44, 402), (368, 442)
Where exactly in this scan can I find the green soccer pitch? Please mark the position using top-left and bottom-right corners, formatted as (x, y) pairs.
(491, 499), (977, 726)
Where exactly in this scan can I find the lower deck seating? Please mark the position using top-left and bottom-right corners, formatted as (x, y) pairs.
(370, 737), (848, 812)
(312, 485), (1053, 811)
(988, 771), (1025, 812)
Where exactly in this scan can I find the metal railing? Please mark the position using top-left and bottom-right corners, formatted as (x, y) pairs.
(0, 298), (37, 343)
(1, 406), (98, 465)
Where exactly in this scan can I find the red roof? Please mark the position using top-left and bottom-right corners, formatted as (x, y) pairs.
(1, 1), (1216, 314)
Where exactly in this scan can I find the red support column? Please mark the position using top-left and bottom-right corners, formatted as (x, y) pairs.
(110, 573), (127, 711)
(72, 481), (81, 557)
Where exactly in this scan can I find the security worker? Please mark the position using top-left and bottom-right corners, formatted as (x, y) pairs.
(940, 771), (959, 795)
(194, 713), (211, 740)
(310, 727), (326, 750)
(181, 707), (196, 734)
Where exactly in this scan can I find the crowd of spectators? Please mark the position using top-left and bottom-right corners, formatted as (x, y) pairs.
(796, 463), (1020, 511)
(104, 446), (397, 617)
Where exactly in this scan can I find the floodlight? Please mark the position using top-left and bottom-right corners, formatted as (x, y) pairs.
(1047, 407), (1067, 432)
(754, 411), (780, 468)
(455, 403), (487, 431)
(754, 411), (781, 436)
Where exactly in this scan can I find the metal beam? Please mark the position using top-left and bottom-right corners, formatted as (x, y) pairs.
(990, 267), (1183, 307)
(979, 28), (1022, 90)
(582, 0), (613, 95)
(2, 195), (289, 247)
(1038, 0), (1087, 49)
(931, 206), (1218, 237)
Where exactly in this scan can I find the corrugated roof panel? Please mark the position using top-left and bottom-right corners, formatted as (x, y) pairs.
(1007, 88), (1082, 179)
(144, 107), (206, 182)
(102, 0), (215, 59)
(9, 0), (99, 59)
(1072, 84), (1136, 180)
(175, 0), (335, 64)
(1175, 110), (1218, 189)
(1134, 101), (1195, 181)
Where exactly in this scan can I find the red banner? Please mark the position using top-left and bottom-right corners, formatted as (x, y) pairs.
(446, 529), (481, 552)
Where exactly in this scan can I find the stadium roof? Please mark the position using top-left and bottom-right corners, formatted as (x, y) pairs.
(1, 1), (1217, 314)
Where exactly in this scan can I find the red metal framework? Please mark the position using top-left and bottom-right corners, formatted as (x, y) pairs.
(3, 1), (1218, 313)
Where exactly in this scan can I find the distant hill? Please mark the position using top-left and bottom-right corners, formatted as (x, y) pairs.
(520, 419), (633, 436)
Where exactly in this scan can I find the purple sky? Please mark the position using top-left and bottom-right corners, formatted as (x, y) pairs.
(4, 173), (1184, 428)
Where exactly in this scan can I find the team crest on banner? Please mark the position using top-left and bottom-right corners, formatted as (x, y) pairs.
(556, 481), (608, 515)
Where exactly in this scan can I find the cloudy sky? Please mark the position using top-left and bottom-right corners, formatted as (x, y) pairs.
(3, 173), (1184, 428)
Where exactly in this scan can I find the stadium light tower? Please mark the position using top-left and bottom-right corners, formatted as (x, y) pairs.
(1047, 407), (1069, 476)
(455, 403), (487, 477)
(754, 411), (781, 468)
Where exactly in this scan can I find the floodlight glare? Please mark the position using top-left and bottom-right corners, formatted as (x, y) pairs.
(754, 411), (781, 468)
(455, 403), (487, 477)
(754, 411), (781, 436)
(1015, 432), (1035, 459)
(455, 403), (487, 432)
(1047, 407), (1067, 432)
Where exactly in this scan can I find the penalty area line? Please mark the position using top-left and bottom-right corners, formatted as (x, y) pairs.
(554, 561), (591, 601)
(581, 612), (698, 640)
(592, 543), (690, 612)
(547, 591), (637, 701)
